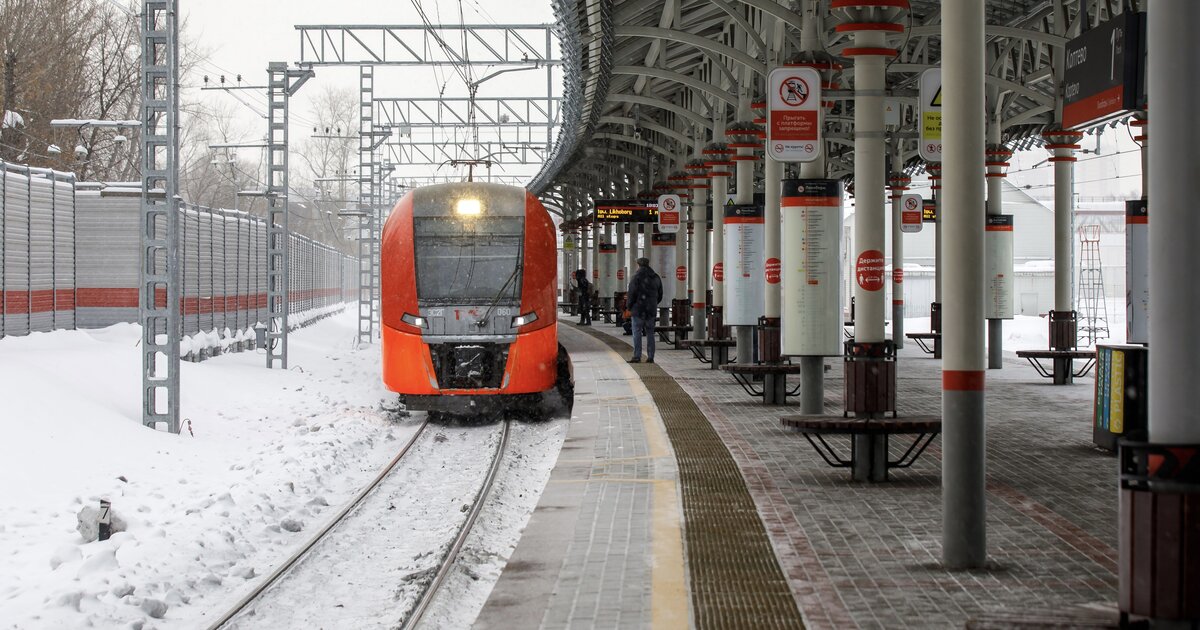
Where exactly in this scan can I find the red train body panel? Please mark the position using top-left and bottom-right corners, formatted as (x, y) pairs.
(380, 182), (570, 415)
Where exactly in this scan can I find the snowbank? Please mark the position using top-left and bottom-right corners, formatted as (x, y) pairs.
(0, 311), (407, 628)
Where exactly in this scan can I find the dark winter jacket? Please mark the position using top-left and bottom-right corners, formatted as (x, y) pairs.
(626, 266), (663, 318)
(574, 272), (591, 304)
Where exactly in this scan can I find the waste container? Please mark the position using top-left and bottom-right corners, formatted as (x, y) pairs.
(1093, 344), (1148, 451)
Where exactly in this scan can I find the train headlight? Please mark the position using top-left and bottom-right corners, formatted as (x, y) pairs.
(401, 312), (428, 329)
(455, 198), (482, 216)
(511, 312), (538, 327)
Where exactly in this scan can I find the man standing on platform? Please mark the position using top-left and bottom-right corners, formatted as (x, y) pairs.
(574, 269), (592, 326)
(626, 257), (663, 363)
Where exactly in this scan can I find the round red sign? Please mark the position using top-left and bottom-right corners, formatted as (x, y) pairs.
(765, 257), (781, 284)
(856, 250), (885, 291)
(676, 265), (687, 282)
(713, 262), (724, 282)
(593, 269), (599, 279)
(617, 269), (626, 281)
(892, 268), (904, 284)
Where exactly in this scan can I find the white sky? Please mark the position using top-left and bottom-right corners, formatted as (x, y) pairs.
(183, 0), (558, 185)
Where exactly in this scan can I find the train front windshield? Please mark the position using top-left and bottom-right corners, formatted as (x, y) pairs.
(413, 215), (525, 305)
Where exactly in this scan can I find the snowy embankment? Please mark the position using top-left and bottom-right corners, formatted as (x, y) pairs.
(0, 310), (408, 629)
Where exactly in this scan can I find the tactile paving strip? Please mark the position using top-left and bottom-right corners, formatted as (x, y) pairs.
(577, 327), (806, 629)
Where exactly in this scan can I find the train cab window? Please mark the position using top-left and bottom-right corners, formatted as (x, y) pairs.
(413, 216), (524, 305)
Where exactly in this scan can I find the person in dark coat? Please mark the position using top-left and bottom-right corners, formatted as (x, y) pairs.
(625, 257), (662, 363)
(574, 269), (592, 325)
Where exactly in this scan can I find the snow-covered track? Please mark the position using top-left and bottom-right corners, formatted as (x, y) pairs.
(402, 419), (511, 629)
(205, 417), (433, 630)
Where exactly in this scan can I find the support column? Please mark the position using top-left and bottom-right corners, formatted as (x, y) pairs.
(985, 131), (1013, 370)
(687, 158), (709, 340)
(670, 169), (691, 331)
(705, 139), (732, 347)
(941, 0), (987, 570)
(831, 2), (908, 482)
(1043, 130), (1082, 383)
(1128, 114), (1148, 345)
(889, 169), (911, 348)
(729, 119), (763, 365)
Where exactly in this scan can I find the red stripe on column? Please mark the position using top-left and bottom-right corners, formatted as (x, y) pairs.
(944, 370), (986, 391)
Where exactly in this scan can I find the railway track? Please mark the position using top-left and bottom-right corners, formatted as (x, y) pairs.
(206, 417), (512, 630)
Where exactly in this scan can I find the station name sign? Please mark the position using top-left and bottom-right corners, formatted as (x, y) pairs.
(1062, 11), (1146, 130)
(593, 199), (658, 223)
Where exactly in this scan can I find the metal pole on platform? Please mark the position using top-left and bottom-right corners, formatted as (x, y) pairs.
(889, 141), (906, 348)
(798, 0), (828, 415)
(941, 0), (987, 570)
(689, 169), (708, 340)
(709, 114), (729, 340)
(849, 39), (886, 346)
(985, 121), (1011, 369)
(1149, 0), (1200, 446)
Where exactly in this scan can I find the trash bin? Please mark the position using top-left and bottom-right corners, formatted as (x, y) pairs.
(1093, 344), (1148, 451)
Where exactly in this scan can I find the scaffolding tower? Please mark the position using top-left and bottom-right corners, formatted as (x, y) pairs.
(1076, 224), (1109, 346)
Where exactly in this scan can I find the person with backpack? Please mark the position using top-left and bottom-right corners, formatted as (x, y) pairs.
(625, 257), (663, 363)
(574, 269), (592, 326)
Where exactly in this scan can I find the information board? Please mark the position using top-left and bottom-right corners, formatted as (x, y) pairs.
(919, 69), (942, 162)
(923, 199), (937, 222)
(767, 66), (823, 163)
(650, 233), (677, 304)
(1126, 199), (1148, 344)
(723, 204), (765, 326)
(781, 179), (842, 356)
(985, 214), (1014, 319)
(594, 199), (658, 223)
(597, 242), (617, 297)
(1063, 12), (1146, 130)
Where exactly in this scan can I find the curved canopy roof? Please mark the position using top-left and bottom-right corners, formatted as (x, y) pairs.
(532, 0), (1144, 214)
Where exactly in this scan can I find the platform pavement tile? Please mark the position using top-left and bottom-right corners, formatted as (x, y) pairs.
(584, 320), (1120, 629)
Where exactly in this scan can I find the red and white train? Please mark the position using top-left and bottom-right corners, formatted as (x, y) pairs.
(380, 182), (573, 416)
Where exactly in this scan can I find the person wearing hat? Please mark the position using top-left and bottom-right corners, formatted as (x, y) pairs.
(625, 257), (663, 363)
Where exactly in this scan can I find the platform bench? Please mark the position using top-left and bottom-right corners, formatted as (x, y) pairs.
(680, 338), (737, 366)
(721, 363), (802, 402)
(1016, 349), (1096, 383)
(654, 324), (693, 348)
(780, 414), (942, 481)
(906, 332), (940, 354)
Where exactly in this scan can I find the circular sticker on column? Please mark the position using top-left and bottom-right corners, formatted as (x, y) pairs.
(892, 268), (904, 284)
(765, 257), (781, 284)
(593, 269), (598, 279)
(713, 262), (724, 282)
(676, 265), (687, 281)
(617, 269), (625, 281)
(856, 250), (885, 291)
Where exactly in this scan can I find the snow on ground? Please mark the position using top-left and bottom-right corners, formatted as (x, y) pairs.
(0, 310), (410, 629)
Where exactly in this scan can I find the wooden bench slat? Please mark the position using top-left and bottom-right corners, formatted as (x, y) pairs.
(720, 363), (803, 375)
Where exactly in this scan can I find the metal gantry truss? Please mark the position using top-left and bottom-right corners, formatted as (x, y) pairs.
(139, 0), (181, 432)
(264, 62), (314, 369)
(294, 23), (562, 344)
(297, 24), (559, 67)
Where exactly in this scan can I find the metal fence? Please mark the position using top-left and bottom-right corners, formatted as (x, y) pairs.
(2, 163), (357, 358)
(0, 163), (77, 337)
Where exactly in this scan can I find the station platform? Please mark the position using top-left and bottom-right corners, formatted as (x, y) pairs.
(480, 316), (1122, 629)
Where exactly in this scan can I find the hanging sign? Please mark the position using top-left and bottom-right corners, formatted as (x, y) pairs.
(919, 69), (942, 162)
(657, 194), (681, 233)
(650, 233), (677, 303)
(781, 179), (843, 357)
(767, 66), (823, 163)
(1062, 12), (1147, 130)
(723, 204), (765, 326)
(563, 235), (576, 250)
(900, 194), (923, 233)
(922, 199), (937, 222)
(985, 215), (1014, 319)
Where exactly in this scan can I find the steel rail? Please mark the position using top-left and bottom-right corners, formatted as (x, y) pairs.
(402, 420), (512, 630)
(206, 417), (432, 630)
